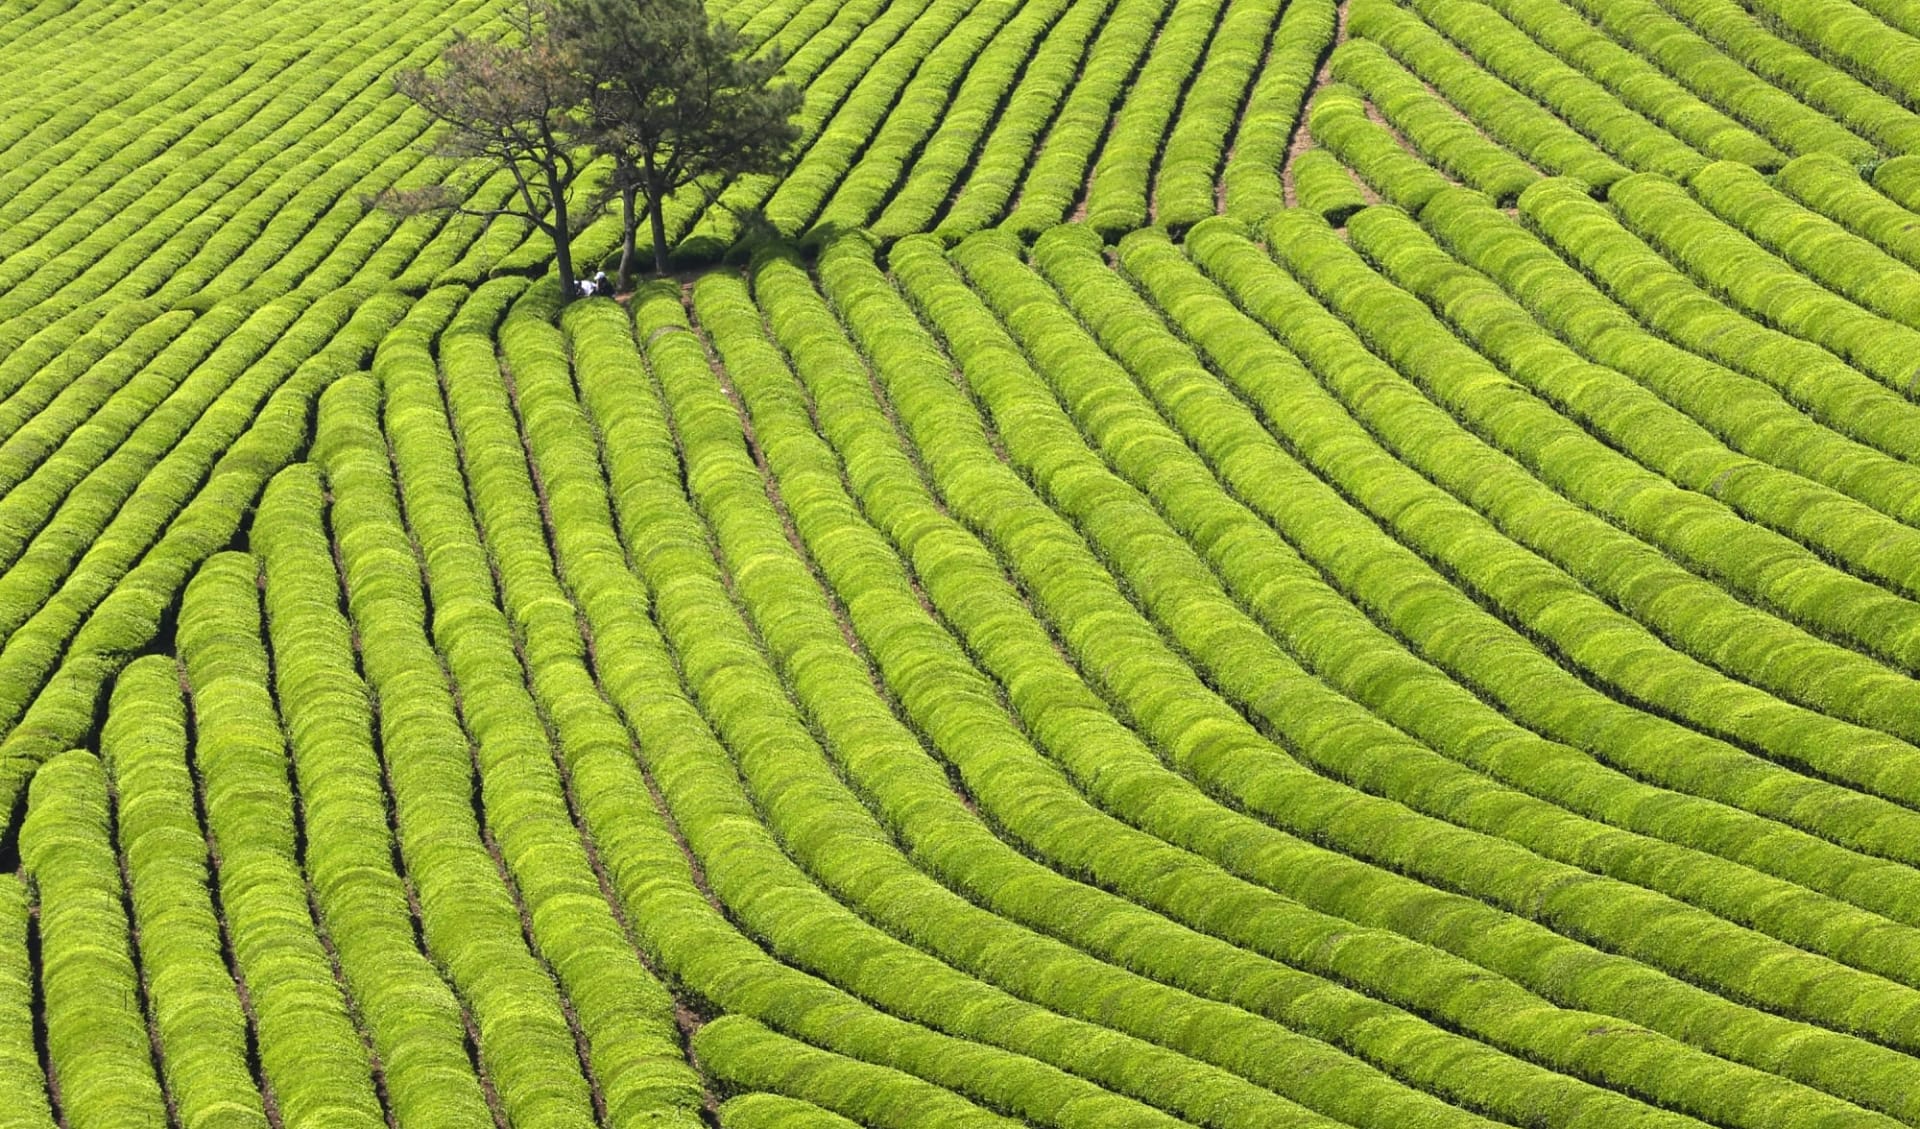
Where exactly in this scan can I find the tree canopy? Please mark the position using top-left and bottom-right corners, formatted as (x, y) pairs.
(558, 0), (802, 283)
(382, 0), (798, 299)
(383, 2), (591, 296)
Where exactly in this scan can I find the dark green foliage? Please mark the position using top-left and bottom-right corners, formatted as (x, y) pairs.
(555, 0), (800, 279)
(387, 1), (594, 297)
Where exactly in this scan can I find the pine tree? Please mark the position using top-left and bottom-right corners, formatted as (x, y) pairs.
(381, 1), (592, 299)
(555, 0), (801, 285)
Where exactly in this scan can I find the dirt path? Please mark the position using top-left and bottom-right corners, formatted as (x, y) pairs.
(1281, 0), (1351, 208)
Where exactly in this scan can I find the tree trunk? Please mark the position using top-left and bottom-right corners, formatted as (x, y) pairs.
(618, 183), (639, 293)
(640, 157), (671, 277)
(545, 170), (572, 301)
(649, 191), (670, 277)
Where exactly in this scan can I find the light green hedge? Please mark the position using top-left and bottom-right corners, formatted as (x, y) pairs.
(1477, 0), (1782, 166)
(929, 0), (1143, 237)
(0, 287), (409, 860)
(678, 0), (963, 256)
(1000, 0), (1176, 237)
(1329, 38), (1539, 203)
(716, 1092), (865, 1129)
(1220, 0), (1336, 221)
(682, 262), (1557, 1129)
(1872, 153), (1920, 210)
(1777, 153), (1920, 272)
(1348, 0), (1627, 189)
(1516, 177), (1920, 473)
(181, 551), (387, 1129)
(255, 462), (497, 1129)
(434, 287), (726, 1129)
(1363, 194), (1920, 865)
(499, 292), (1207, 1129)
(0, 306), (190, 502)
(1268, 206), (1920, 689)
(1655, 0), (1920, 154)
(317, 366), (605, 1129)
(1107, 215), (1920, 930)
(1146, 0), (1291, 231)
(1690, 160), (1920, 333)
(1608, 170), (1920, 396)
(1305, 82), (1457, 213)
(629, 280), (1312, 1129)
(793, 0), (1024, 239)
(412, 280), (706, 1129)
(870, 0), (1093, 238)
(22, 751), (167, 1129)
(1290, 148), (1369, 224)
(873, 228), (1912, 1126)
(1739, 0), (1920, 119)
(0, 876), (52, 1129)
(104, 654), (268, 1129)
(1398, 0), (1707, 179)
(723, 248), (1624, 1128)
(1558, 0), (1873, 160)
(701, 1019), (1017, 1129)
(1149, 217), (1920, 1122)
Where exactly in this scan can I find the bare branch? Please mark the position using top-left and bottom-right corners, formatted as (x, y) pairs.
(365, 184), (461, 217)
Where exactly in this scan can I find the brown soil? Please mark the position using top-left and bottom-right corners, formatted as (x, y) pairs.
(1282, 0), (1352, 208)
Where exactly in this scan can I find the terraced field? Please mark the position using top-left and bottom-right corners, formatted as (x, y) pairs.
(9, 0), (1920, 1124)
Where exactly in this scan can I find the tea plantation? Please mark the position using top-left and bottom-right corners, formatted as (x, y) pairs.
(7, 0), (1920, 1125)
